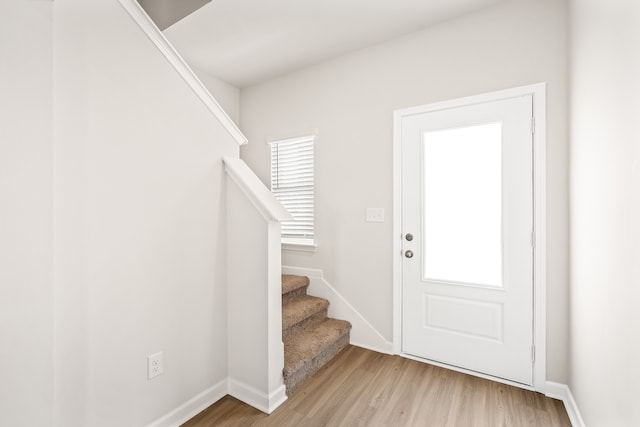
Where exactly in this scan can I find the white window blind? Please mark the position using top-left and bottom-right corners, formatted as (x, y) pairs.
(270, 136), (314, 243)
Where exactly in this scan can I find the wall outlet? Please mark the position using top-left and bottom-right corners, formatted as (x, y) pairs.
(148, 351), (163, 380)
(366, 208), (385, 223)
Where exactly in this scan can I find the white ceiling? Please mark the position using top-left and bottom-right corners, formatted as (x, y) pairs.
(164, 0), (512, 88)
(138, 0), (211, 31)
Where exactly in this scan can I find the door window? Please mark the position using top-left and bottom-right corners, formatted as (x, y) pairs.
(422, 122), (503, 288)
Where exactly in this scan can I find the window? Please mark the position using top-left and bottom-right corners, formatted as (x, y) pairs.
(422, 122), (503, 287)
(270, 135), (315, 247)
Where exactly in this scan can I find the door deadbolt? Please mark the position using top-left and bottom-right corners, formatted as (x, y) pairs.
(405, 250), (414, 258)
(405, 233), (413, 241)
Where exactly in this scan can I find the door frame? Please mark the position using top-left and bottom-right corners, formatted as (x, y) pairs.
(392, 83), (547, 391)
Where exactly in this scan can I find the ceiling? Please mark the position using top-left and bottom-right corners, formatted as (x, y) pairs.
(164, 0), (512, 89)
(138, 0), (211, 31)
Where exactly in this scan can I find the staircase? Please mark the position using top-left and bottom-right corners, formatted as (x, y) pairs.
(282, 274), (352, 395)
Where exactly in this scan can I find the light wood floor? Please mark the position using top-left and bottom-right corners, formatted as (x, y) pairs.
(182, 346), (571, 427)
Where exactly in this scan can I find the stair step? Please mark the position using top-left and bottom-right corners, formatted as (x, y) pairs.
(282, 295), (328, 339)
(282, 274), (309, 302)
(283, 318), (352, 395)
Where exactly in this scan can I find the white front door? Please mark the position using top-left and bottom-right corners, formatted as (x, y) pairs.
(401, 94), (534, 385)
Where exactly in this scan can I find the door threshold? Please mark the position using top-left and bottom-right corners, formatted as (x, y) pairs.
(399, 351), (536, 392)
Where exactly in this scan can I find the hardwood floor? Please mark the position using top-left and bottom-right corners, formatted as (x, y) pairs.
(182, 346), (571, 427)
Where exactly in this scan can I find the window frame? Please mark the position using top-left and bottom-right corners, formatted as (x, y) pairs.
(269, 133), (317, 252)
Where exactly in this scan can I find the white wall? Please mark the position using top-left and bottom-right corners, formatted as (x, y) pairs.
(192, 67), (241, 126)
(0, 1), (54, 425)
(53, 0), (238, 425)
(240, 0), (570, 382)
(569, 0), (640, 425)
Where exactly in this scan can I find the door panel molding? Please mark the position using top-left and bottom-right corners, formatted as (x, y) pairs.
(392, 83), (547, 391)
(423, 294), (504, 342)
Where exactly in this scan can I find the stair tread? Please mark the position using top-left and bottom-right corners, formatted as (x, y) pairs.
(282, 274), (309, 295)
(282, 295), (329, 331)
(283, 318), (352, 376)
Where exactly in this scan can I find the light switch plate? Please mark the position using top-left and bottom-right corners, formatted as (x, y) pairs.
(366, 208), (385, 223)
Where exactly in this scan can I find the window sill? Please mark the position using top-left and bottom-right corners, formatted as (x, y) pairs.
(282, 239), (317, 253)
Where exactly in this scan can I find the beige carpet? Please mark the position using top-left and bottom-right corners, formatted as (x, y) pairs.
(281, 274), (351, 395)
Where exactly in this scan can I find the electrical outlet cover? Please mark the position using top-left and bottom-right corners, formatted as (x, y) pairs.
(148, 351), (163, 379)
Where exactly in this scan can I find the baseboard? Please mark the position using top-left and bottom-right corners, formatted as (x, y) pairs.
(146, 379), (227, 427)
(146, 374), (287, 425)
(228, 378), (287, 415)
(282, 265), (393, 354)
(545, 382), (586, 427)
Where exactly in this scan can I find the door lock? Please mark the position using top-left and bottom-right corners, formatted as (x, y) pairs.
(405, 233), (414, 241)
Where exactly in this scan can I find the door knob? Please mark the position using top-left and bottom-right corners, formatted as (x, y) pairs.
(405, 250), (414, 258)
(405, 233), (414, 241)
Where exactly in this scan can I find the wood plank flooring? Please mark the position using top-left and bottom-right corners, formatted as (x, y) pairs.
(182, 346), (571, 427)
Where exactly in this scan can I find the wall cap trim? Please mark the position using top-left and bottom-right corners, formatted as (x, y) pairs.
(223, 156), (292, 223)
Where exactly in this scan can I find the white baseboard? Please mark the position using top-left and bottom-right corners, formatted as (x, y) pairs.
(148, 376), (287, 426)
(228, 378), (287, 415)
(545, 382), (586, 427)
(146, 379), (227, 427)
(282, 265), (393, 354)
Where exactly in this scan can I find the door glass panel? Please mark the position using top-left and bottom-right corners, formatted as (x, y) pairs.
(422, 122), (502, 287)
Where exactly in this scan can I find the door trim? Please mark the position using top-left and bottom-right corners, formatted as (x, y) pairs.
(392, 83), (547, 391)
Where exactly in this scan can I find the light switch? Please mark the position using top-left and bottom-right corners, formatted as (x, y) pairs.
(366, 208), (385, 223)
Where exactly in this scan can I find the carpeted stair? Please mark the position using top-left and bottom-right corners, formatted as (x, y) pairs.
(282, 274), (352, 395)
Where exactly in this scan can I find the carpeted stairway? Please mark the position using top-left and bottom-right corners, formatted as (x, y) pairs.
(282, 274), (352, 395)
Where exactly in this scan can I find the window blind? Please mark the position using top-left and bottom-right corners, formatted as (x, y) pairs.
(270, 136), (314, 242)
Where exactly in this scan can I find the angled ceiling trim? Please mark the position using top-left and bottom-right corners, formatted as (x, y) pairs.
(117, 0), (248, 146)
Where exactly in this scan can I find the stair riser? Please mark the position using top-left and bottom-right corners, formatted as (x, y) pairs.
(282, 286), (308, 303)
(282, 296), (329, 331)
(282, 309), (327, 341)
(282, 275), (310, 297)
(284, 333), (350, 396)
